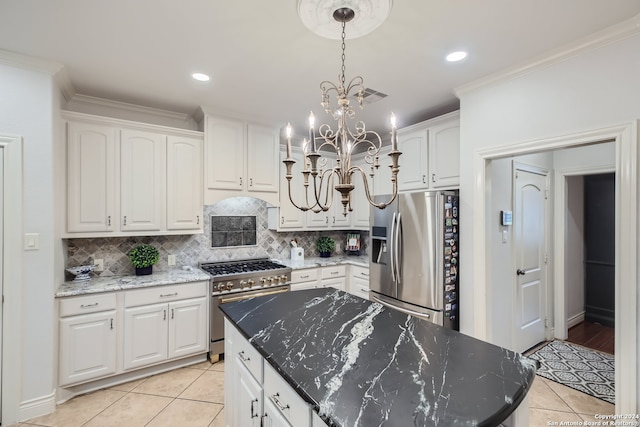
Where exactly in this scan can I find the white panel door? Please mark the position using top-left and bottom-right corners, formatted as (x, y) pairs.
(67, 121), (117, 232)
(429, 119), (460, 188)
(120, 129), (165, 231)
(247, 124), (279, 194)
(205, 117), (245, 190)
(397, 128), (428, 191)
(236, 358), (263, 427)
(168, 297), (207, 359)
(278, 149), (305, 229)
(514, 166), (548, 352)
(166, 135), (203, 230)
(59, 311), (117, 386)
(123, 303), (168, 370)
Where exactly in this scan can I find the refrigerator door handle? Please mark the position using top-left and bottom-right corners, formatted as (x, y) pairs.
(395, 212), (403, 285)
(389, 212), (397, 283)
(371, 294), (432, 320)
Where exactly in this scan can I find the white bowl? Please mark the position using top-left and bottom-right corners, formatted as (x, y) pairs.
(66, 264), (97, 281)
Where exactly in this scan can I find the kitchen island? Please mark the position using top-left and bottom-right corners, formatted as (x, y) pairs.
(221, 288), (537, 427)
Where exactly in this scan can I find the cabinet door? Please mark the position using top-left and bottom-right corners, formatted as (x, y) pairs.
(373, 146), (394, 197)
(321, 277), (346, 291)
(168, 297), (207, 359)
(429, 119), (460, 188)
(123, 303), (168, 370)
(247, 124), (279, 194)
(397, 128), (428, 191)
(120, 129), (165, 232)
(278, 149), (305, 229)
(349, 275), (370, 300)
(236, 358), (263, 427)
(205, 117), (245, 190)
(67, 121), (117, 232)
(350, 159), (372, 229)
(306, 209), (329, 228)
(59, 310), (117, 386)
(167, 135), (203, 230)
(331, 190), (351, 229)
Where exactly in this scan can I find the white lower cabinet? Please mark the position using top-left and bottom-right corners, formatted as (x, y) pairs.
(59, 309), (117, 386)
(123, 295), (207, 370)
(58, 281), (209, 388)
(226, 320), (313, 427)
(348, 265), (370, 300)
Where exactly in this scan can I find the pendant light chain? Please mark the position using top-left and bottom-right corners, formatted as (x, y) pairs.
(340, 21), (346, 89)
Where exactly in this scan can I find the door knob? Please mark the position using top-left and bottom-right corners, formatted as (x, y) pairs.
(516, 269), (526, 276)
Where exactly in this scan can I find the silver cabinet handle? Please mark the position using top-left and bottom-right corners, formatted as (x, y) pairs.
(107, 215), (111, 226)
(123, 215), (127, 226)
(171, 308), (174, 319)
(300, 274), (309, 279)
(360, 272), (369, 277)
(239, 177), (243, 186)
(281, 216), (284, 225)
(160, 292), (178, 298)
(238, 350), (250, 362)
(250, 177), (253, 187)
(422, 174), (426, 183)
(270, 393), (290, 411)
(432, 173), (436, 183)
(110, 318), (114, 330)
(250, 398), (259, 418)
(330, 271), (339, 275)
(80, 302), (99, 308)
(197, 215), (200, 225)
(325, 216), (329, 224)
(163, 309), (166, 320)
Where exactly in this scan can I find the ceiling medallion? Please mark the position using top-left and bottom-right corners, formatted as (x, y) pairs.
(297, 0), (393, 39)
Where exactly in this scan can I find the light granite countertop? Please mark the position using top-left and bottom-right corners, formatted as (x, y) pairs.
(276, 255), (369, 270)
(56, 267), (211, 298)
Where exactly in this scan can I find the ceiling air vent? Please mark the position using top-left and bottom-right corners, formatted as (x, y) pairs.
(351, 88), (388, 104)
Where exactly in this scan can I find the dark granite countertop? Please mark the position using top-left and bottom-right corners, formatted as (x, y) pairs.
(220, 288), (537, 427)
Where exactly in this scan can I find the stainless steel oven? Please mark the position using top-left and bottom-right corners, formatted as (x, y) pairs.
(200, 258), (291, 359)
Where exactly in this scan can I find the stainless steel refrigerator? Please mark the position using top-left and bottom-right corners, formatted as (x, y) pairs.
(369, 190), (459, 330)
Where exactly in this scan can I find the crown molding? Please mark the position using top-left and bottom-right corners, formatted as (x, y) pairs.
(0, 49), (75, 100)
(454, 13), (640, 97)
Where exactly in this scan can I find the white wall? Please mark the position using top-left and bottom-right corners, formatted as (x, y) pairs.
(0, 62), (60, 422)
(565, 175), (585, 325)
(457, 26), (639, 408)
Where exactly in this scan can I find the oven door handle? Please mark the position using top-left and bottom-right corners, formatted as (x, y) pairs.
(219, 287), (289, 304)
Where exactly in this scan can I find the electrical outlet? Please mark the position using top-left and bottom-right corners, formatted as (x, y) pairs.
(168, 254), (176, 266)
(335, 242), (341, 253)
(94, 259), (104, 272)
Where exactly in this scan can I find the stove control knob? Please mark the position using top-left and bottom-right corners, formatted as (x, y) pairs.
(280, 275), (288, 283)
(239, 280), (247, 288)
(216, 283), (226, 291)
(267, 277), (275, 285)
(260, 277), (267, 285)
(225, 281), (234, 290)
(247, 279), (255, 288)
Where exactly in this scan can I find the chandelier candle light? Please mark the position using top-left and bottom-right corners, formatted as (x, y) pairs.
(283, 6), (401, 216)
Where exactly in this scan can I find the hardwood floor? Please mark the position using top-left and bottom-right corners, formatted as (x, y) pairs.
(567, 321), (614, 354)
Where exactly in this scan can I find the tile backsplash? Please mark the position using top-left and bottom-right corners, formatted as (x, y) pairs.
(66, 197), (368, 277)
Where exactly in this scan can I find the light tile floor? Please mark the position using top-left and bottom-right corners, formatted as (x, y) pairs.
(13, 360), (613, 426)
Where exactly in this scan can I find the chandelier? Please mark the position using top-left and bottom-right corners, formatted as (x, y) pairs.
(283, 6), (401, 216)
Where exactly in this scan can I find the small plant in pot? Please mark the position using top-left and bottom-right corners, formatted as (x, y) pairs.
(316, 236), (335, 258)
(129, 244), (159, 276)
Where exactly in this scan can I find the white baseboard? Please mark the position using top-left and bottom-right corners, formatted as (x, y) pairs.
(18, 389), (56, 422)
(567, 311), (585, 329)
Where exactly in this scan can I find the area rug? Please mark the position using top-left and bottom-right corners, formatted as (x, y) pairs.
(528, 340), (615, 404)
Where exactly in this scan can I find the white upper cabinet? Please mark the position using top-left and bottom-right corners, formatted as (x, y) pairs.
(204, 115), (279, 205)
(372, 145), (394, 197)
(397, 127), (429, 192)
(428, 111), (460, 188)
(64, 111), (204, 237)
(275, 148), (306, 229)
(67, 121), (117, 233)
(120, 129), (166, 232)
(167, 135), (203, 230)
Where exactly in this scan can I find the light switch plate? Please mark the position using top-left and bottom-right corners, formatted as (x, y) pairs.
(24, 233), (40, 250)
(168, 254), (176, 266)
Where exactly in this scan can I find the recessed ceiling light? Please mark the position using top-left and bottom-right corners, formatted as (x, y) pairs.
(192, 72), (210, 82)
(446, 51), (468, 62)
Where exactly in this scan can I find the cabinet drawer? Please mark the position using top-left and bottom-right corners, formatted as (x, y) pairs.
(234, 332), (263, 383)
(59, 293), (117, 317)
(321, 265), (346, 279)
(350, 265), (369, 280)
(264, 361), (311, 426)
(291, 269), (318, 283)
(124, 281), (207, 307)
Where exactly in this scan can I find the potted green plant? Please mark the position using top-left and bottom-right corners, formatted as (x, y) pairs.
(129, 244), (159, 276)
(316, 236), (335, 258)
